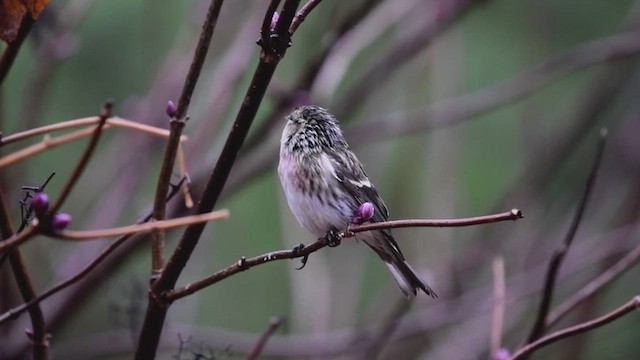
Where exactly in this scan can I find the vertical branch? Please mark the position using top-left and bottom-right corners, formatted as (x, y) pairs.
(491, 257), (506, 358)
(150, 0), (225, 275)
(135, 1), (304, 359)
(526, 130), (608, 344)
(0, 188), (48, 360)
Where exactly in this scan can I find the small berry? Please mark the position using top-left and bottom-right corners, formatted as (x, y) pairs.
(29, 192), (49, 215)
(352, 202), (374, 225)
(51, 213), (71, 231)
(166, 100), (177, 118)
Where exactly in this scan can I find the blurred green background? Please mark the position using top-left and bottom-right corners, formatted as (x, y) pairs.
(1, 0), (640, 359)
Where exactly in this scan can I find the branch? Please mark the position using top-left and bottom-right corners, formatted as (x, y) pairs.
(491, 257), (506, 358)
(0, 116), (188, 147)
(0, 187), (48, 359)
(0, 176), (191, 326)
(246, 316), (285, 360)
(546, 237), (640, 329)
(526, 130), (607, 343)
(134, 1), (305, 359)
(289, 0), (324, 34)
(50, 100), (112, 213)
(165, 209), (522, 301)
(150, 0), (224, 273)
(53, 210), (229, 241)
(510, 296), (640, 360)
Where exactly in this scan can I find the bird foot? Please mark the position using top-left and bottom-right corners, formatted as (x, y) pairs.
(324, 230), (342, 247)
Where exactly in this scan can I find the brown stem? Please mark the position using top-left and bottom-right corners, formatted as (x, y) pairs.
(134, 2), (303, 359)
(289, 0), (324, 34)
(50, 101), (112, 213)
(526, 130), (607, 344)
(246, 316), (285, 360)
(165, 209), (523, 301)
(150, 0), (225, 274)
(0, 189), (48, 359)
(510, 296), (640, 360)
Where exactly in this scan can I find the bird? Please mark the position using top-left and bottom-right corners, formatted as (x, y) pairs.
(278, 105), (436, 298)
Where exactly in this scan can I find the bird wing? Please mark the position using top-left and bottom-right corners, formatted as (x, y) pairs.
(325, 148), (406, 258)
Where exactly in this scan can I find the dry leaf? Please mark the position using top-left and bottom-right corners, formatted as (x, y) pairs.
(0, 0), (50, 43)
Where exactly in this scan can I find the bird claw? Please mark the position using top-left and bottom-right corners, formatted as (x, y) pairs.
(324, 230), (342, 247)
(295, 254), (309, 270)
(292, 244), (308, 270)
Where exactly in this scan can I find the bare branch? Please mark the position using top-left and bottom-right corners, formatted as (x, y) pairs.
(246, 316), (285, 360)
(50, 101), (113, 213)
(165, 209), (523, 301)
(0, 15), (34, 86)
(510, 296), (640, 360)
(526, 130), (607, 343)
(289, 0), (324, 34)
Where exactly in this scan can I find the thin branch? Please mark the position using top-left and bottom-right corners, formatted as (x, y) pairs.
(246, 316), (285, 360)
(510, 296), (640, 360)
(53, 210), (229, 241)
(0, 177), (194, 326)
(0, 188), (48, 360)
(0, 225), (37, 255)
(491, 257), (506, 358)
(165, 209), (523, 301)
(50, 101), (112, 213)
(289, 0), (323, 34)
(0, 117), (188, 170)
(546, 236), (640, 329)
(0, 15), (34, 86)
(0, 116), (187, 148)
(150, 0), (225, 274)
(526, 130), (607, 343)
(134, 2), (304, 359)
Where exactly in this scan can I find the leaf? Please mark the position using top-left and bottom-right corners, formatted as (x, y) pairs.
(0, 0), (50, 43)
(0, 0), (26, 43)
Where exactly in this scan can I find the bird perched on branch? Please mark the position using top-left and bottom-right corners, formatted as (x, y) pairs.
(278, 105), (436, 298)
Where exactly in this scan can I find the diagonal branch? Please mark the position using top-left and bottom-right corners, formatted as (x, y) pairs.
(510, 296), (640, 360)
(526, 130), (607, 343)
(50, 101), (112, 213)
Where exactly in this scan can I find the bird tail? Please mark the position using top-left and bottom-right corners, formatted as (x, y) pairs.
(385, 258), (437, 299)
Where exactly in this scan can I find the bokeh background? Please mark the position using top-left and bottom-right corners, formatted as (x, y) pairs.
(1, 0), (640, 359)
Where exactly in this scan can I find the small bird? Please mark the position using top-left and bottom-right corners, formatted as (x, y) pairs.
(278, 105), (436, 298)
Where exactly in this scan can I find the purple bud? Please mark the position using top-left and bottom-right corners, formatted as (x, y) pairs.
(270, 11), (280, 31)
(51, 213), (72, 231)
(29, 192), (49, 215)
(166, 100), (177, 118)
(352, 202), (374, 225)
(493, 348), (510, 360)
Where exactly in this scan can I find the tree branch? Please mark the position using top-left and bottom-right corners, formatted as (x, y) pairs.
(246, 316), (285, 360)
(0, 15), (34, 86)
(526, 130), (607, 343)
(165, 209), (522, 301)
(510, 296), (640, 360)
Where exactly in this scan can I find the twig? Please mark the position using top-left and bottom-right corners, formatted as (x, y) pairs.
(150, 0), (224, 274)
(0, 116), (188, 147)
(0, 177), (194, 326)
(0, 188), (48, 359)
(165, 209), (522, 301)
(0, 15), (34, 86)
(510, 296), (640, 360)
(491, 257), (506, 358)
(526, 130), (607, 344)
(546, 237), (640, 329)
(0, 225), (37, 255)
(134, 2), (304, 359)
(50, 100), (112, 213)
(246, 316), (285, 360)
(54, 210), (229, 241)
(289, 0), (324, 34)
